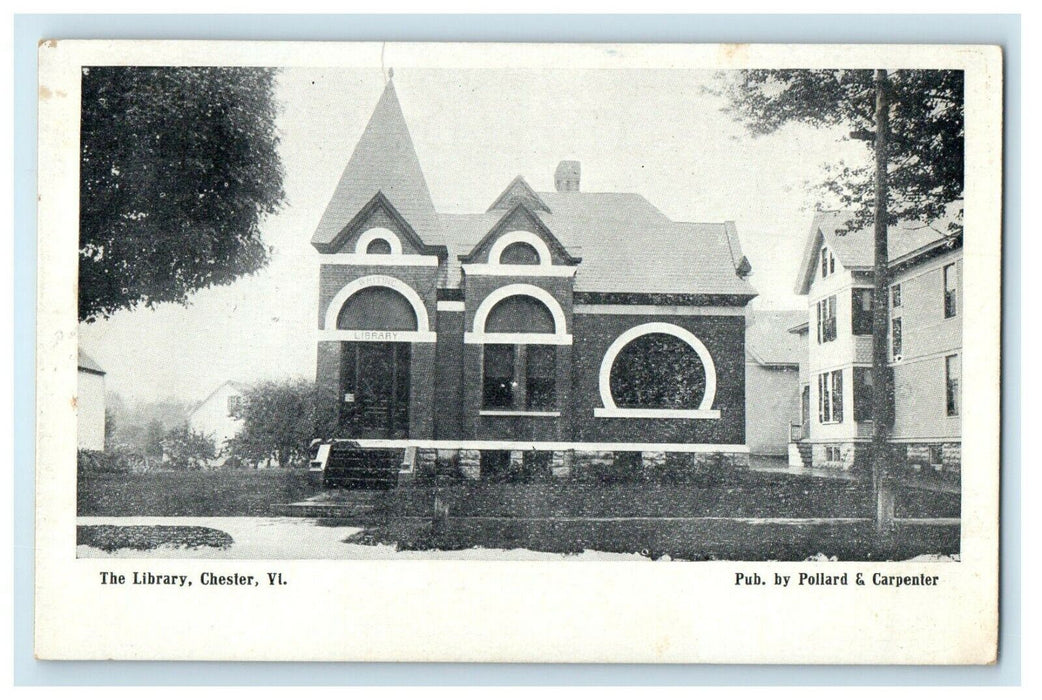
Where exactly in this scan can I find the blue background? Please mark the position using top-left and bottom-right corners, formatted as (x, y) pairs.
(13, 13), (1021, 686)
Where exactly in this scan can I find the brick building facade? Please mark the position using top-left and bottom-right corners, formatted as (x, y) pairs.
(310, 80), (756, 481)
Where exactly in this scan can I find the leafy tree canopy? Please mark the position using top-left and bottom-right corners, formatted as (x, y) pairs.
(79, 66), (285, 322)
(228, 378), (316, 468)
(719, 69), (963, 233)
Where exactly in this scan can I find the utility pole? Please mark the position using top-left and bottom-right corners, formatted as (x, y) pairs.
(871, 69), (896, 534)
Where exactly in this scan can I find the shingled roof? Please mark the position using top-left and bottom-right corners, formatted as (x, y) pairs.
(794, 206), (963, 295)
(314, 80), (757, 299)
(77, 348), (105, 375)
(746, 310), (806, 367)
(311, 81), (440, 250)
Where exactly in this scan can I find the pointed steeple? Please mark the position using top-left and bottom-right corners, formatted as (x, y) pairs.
(311, 80), (439, 251)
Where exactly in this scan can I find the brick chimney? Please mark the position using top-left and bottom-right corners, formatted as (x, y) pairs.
(554, 160), (581, 192)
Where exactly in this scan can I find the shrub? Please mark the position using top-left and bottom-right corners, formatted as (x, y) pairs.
(162, 425), (216, 470)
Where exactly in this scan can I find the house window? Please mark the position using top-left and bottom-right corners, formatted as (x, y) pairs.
(482, 345), (515, 409)
(816, 295), (837, 343)
(819, 247), (835, 279)
(891, 317), (903, 359)
(929, 444), (944, 467)
(853, 367), (873, 422)
(891, 284), (902, 309)
(482, 344), (557, 412)
(946, 354), (960, 417)
(227, 395), (242, 416)
(852, 288), (873, 336)
(817, 369), (843, 424)
(525, 345), (556, 410)
(944, 263), (958, 318)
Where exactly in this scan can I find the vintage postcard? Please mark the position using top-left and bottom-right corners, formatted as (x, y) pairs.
(36, 40), (1001, 662)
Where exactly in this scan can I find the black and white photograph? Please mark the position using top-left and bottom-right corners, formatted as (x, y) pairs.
(35, 40), (1001, 663)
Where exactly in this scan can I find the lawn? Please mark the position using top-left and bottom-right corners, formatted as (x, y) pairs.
(78, 469), (323, 517)
(353, 470), (959, 520)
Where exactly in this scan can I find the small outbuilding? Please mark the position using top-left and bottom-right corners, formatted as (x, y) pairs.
(744, 310), (805, 457)
(77, 348), (106, 451)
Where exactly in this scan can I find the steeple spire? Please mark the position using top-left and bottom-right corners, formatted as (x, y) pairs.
(311, 80), (438, 251)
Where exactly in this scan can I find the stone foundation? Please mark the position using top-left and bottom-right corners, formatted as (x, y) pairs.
(401, 447), (750, 483)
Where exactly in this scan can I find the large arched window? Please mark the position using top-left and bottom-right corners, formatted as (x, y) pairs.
(470, 287), (566, 414)
(320, 275), (435, 343)
(594, 322), (720, 419)
(336, 286), (417, 331)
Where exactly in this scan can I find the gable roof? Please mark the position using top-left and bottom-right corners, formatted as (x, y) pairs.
(458, 201), (581, 265)
(487, 176), (551, 213)
(77, 348), (105, 375)
(315, 83), (757, 299)
(746, 310), (806, 367)
(188, 380), (248, 417)
(794, 205), (963, 295)
(311, 80), (439, 251)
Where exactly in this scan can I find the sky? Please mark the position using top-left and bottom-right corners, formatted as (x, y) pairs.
(78, 66), (870, 405)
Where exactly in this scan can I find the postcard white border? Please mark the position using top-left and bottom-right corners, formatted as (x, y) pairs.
(35, 40), (1001, 663)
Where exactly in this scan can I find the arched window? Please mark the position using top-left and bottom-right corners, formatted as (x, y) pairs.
(499, 241), (541, 265)
(484, 295), (556, 334)
(336, 286), (418, 331)
(365, 237), (393, 255)
(610, 333), (705, 409)
(478, 293), (560, 413)
(594, 322), (719, 419)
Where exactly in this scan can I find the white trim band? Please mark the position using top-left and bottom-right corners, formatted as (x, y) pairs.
(463, 264), (576, 277)
(321, 254), (440, 266)
(319, 329), (436, 343)
(465, 332), (573, 345)
(574, 304), (745, 317)
(436, 300), (466, 312)
(593, 407), (721, 419)
(334, 438), (749, 453)
(479, 410), (562, 417)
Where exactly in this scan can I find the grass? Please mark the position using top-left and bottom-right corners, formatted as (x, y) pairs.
(78, 469), (323, 517)
(77, 525), (233, 552)
(344, 518), (960, 561)
(349, 470), (959, 520)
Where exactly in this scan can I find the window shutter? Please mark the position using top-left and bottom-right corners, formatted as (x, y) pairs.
(833, 370), (844, 423)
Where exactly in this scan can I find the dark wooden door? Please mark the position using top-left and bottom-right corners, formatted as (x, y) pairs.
(339, 342), (411, 439)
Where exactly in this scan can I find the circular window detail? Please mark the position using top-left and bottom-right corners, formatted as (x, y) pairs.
(609, 333), (706, 410)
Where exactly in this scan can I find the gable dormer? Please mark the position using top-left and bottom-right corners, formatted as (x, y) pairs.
(460, 202), (580, 276)
(317, 191), (447, 263)
(487, 176), (551, 214)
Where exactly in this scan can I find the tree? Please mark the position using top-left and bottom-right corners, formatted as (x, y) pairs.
(162, 425), (217, 470)
(228, 379), (317, 468)
(79, 67), (285, 322)
(722, 69), (964, 533)
(720, 70), (963, 233)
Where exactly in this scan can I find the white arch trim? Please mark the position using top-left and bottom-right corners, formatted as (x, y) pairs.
(323, 274), (435, 343)
(355, 227), (403, 255)
(488, 230), (553, 267)
(464, 283), (571, 345)
(594, 322), (720, 419)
